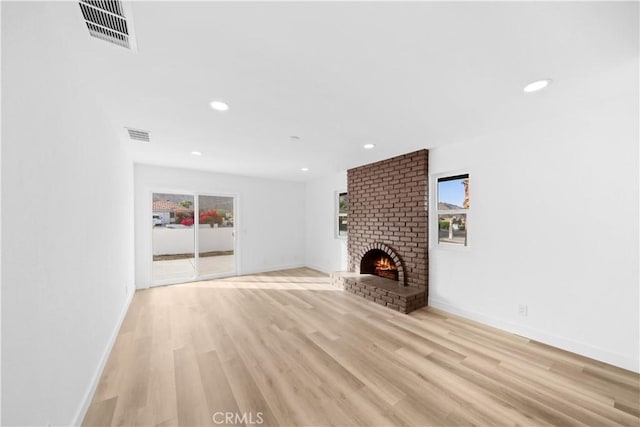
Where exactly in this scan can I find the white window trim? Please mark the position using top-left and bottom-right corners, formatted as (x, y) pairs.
(335, 190), (348, 240)
(431, 171), (471, 251)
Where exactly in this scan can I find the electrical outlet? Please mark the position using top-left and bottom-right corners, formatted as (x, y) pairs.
(518, 304), (528, 316)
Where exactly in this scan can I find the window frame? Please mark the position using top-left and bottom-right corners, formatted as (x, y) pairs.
(432, 171), (470, 250)
(335, 190), (348, 239)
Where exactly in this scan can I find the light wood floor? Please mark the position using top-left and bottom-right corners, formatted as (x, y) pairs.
(84, 268), (640, 426)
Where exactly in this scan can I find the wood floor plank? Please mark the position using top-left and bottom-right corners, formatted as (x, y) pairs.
(82, 396), (118, 427)
(84, 268), (640, 426)
(146, 291), (179, 426)
(196, 350), (243, 427)
(173, 345), (211, 427)
(220, 356), (281, 427)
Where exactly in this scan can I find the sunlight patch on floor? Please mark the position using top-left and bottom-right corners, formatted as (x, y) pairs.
(180, 269), (338, 291)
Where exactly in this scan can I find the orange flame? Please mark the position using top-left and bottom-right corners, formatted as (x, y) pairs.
(375, 257), (397, 272)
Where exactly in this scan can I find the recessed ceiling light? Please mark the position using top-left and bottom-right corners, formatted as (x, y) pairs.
(191, 151), (202, 156)
(301, 167), (309, 172)
(523, 79), (551, 93)
(209, 101), (229, 111)
(363, 143), (375, 149)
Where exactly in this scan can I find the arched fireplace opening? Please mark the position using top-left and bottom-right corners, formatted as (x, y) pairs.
(361, 249), (399, 281)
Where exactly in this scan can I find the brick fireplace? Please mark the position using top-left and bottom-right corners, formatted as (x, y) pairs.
(331, 149), (428, 314)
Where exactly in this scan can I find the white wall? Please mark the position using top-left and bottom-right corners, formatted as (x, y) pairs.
(304, 171), (348, 273)
(428, 94), (639, 372)
(135, 164), (306, 287)
(1, 3), (135, 425)
(0, 3), (4, 421)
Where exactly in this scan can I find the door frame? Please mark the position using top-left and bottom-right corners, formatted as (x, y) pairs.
(148, 189), (239, 287)
(194, 192), (239, 282)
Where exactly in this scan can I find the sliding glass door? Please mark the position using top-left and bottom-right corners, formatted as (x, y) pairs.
(198, 195), (235, 277)
(152, 193), (196, 282)
(151, 192), (236, 284)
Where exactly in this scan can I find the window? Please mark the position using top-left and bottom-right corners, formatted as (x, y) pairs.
(337, 191), (348, 238)
(437, 174), (469, 246)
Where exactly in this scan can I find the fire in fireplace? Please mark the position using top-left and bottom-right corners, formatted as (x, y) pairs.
(375, 256), (398, 280)
(361, 249), (399, 281)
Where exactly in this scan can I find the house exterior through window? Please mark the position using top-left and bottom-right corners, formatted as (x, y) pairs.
(437, 174), (469, 246)
(337, 192), (348, 238)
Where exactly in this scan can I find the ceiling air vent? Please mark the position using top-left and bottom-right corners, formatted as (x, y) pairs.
(79, 0), (137, 50)
(126, 128), (150, 143)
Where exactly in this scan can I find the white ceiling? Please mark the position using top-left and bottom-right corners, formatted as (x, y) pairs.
(32, 1), (640, 181)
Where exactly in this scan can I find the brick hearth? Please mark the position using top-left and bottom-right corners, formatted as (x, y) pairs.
(331, 272), (427, 314)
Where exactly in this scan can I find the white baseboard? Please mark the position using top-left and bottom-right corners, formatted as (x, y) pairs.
(303, 263), (331, 275)
(72, 287), (135, 426)
(429, 297), (639, 373)
(239, 263), (306, 276)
